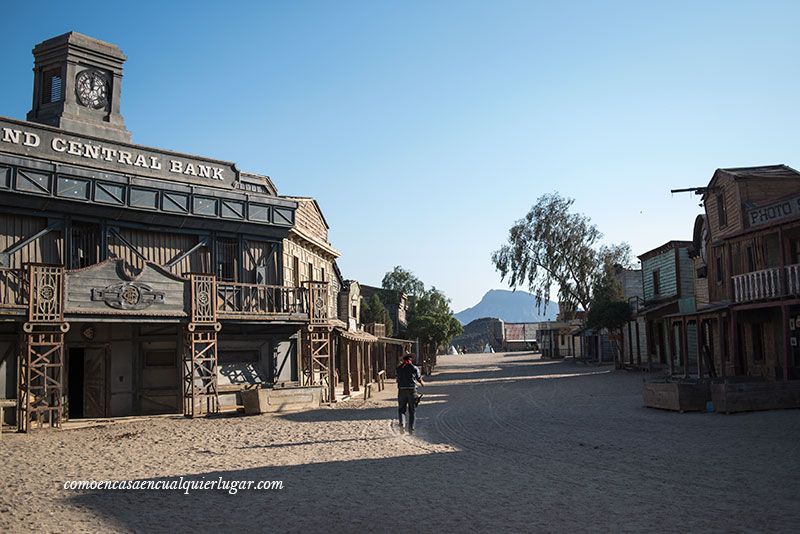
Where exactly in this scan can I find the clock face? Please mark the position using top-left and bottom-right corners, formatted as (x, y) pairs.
(76, 70), (108, 109)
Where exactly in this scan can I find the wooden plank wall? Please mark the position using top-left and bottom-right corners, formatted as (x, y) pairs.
(110, 228), (208, 276)
(642, 250), (677, 301)
(705, 173), (743, 239)
(0, 213), (63, 266)
(283, 237), (336, 316)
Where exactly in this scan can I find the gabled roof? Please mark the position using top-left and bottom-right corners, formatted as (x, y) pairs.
(638, 240), (693, 262)
(281, 196), (330, 229)
(718, 164), (800, 180)
(703, 164), (800, 200)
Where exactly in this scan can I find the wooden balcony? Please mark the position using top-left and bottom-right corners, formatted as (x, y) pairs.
(216, 282), (309, 320)
(0, 268), (27, 312)
(1, 264), (337, 324)
(733, 263), (800, 303)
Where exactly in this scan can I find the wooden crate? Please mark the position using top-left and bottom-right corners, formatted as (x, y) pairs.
(711, 381), (800, 414)
(643, 382), (709, 412)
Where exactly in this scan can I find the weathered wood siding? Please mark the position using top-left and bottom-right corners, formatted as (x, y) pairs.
(282, 237), (336, 317)
(705, 172), (743, 239)
(110, 228), (208, 276)
(294, 199), (329, 242)
(242, 239), (280, 285)
(642, 250), (677, 301)
(0, 213), (63, 266)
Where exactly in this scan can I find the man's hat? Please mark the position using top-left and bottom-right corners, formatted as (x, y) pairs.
(403, 354), (414, 361)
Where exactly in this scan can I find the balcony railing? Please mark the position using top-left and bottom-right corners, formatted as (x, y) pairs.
(0, 268), (27, 310)
(216, 282), (309, 318)
(733, 263), (800, 303)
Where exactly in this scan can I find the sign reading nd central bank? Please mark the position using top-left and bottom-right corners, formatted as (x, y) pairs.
(0, 117), (237, 188)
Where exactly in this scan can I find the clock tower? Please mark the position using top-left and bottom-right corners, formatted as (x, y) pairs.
(26, 32), (131, 143)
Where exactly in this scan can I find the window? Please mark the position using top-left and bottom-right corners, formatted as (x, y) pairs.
(751, 323), (764, 361)
(652, 269), (661, 295)
(308, 262), (314, 282)
(216, 238), (238, 282)
(717, 194), (727, 228)
(716, 256), (724, 285)
(292, 256), (300, 287)
(41, 68), (62, 104)
(746, 244), (755, 273)
(70, 223), (99, 269)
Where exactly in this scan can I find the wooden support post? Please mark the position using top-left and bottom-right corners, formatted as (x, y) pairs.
(343, 341), (351, 396)
(731, 310), (739, 376)
(682, 318), (690, 379)
(696, 319), (703, 378)
(668, 321), (676, 376)
(782, 304), (790, 381)
(635, 320), (642, 365)
(352, 341), (360, 392)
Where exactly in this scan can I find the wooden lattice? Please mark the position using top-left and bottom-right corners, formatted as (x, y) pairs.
(302, 328), (335, 403)
(304, 282), (330, 324)
(18, 326), (64, 431)
(27, 264), (64, 323)
(183, 326), (219, 417)
(189, 274), (216, 324)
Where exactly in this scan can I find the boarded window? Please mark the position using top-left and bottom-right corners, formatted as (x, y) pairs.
(652, 269), (661, 295)
(717, 194), (727, 228)
(716, 256), (724, 284)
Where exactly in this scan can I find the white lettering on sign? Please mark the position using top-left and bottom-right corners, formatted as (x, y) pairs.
(0, 123), (228, 182)
(748, 197), (800, 227)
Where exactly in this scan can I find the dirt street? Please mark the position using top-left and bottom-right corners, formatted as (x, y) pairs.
(2, 352), (799, 532)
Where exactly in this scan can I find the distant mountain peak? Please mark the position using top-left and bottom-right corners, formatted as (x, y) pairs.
(454, 289), (558, 325)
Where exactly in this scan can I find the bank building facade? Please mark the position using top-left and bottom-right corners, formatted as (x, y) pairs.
(0, 32), (399, 431)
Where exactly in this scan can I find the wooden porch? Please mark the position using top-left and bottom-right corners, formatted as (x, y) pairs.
(732, 263), (800, 303)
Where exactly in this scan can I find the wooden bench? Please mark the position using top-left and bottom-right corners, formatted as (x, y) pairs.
(0, 398), (16, 438)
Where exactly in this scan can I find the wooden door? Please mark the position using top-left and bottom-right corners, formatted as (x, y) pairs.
(83, 347), (107, 418)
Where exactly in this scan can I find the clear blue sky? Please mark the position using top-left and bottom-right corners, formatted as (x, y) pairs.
(3, 1), (799, 311)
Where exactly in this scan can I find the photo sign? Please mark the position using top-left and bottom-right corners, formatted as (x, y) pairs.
(0, 117), (238, 188)
(747, 195), (800, 227)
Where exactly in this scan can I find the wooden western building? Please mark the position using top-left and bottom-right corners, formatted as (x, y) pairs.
(665, 166), (800, 384)
(0, 32), (404, 431)
(640, 165), (800, 402)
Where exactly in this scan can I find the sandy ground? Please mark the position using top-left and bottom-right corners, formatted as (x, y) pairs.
(2, 351), (800, 533)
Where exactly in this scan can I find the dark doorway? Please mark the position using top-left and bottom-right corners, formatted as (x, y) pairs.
(68, 348), (85, 418)
(67, 346), (107, 419)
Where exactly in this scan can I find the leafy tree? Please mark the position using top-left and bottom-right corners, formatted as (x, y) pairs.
(360, 293), (393, 337)
(492, 192), (630, 314)
(381, 266), (425, 303)
(586, 253), (633, 364)
(407, 287), (463, 358)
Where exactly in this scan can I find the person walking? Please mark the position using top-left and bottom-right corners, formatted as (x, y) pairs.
(397, 354), (424, 434)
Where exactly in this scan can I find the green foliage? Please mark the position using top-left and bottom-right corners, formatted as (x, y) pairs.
(586, 301), (631, 332)
(587, 252), (632, 333)
(381, 266), (425, 303)
(360, 293), (393, 337)
(492, 192), (631, 313)
(407, 287), (463, 350)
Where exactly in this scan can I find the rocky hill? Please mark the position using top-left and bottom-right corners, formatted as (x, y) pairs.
(454, 289), (558, 325)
